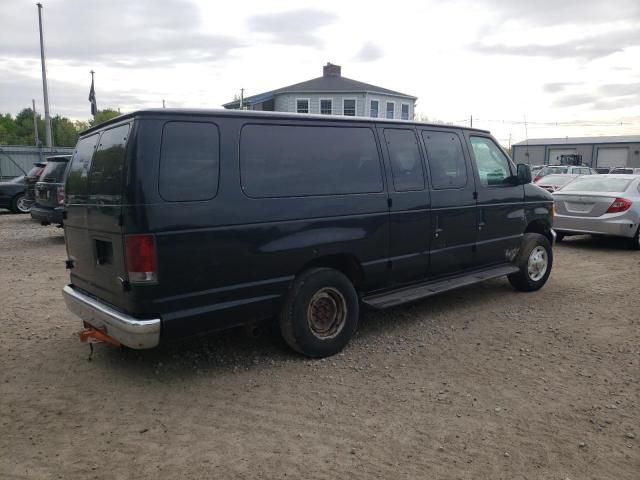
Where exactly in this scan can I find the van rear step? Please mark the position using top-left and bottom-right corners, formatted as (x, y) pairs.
(362, 264), (520, 309)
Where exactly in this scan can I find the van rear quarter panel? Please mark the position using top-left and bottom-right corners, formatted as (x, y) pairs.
(127, 115), (389, 338)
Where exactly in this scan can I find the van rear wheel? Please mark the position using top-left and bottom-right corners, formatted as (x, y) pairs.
(279, 268), (359, 358)
(508, 233), (553, 292)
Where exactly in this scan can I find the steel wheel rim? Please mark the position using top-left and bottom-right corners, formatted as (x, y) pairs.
(307, 287), (347, 340)
(527, 246), (548, 282)
(16, 196), (30, 213)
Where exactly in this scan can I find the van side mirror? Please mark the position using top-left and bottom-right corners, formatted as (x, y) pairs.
(516, 163), (532, 185)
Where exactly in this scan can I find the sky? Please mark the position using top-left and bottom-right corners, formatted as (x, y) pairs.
(1, 0), (639, 145)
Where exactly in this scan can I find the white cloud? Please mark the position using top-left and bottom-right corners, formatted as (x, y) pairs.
(2, 0), (639, 143)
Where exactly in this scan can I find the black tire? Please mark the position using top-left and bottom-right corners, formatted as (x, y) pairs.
(279, 267), (359, 358)
(629, 226), (640, 251)
(508, 233), (553, 292)
(11, 193), (30, 214)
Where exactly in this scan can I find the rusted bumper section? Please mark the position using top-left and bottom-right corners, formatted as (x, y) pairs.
(63, 285), (160, 349)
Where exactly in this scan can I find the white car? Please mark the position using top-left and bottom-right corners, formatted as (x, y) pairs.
(553, 174), (640, 249)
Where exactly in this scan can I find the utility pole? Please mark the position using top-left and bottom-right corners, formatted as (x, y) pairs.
(36, 3), (52, 147)
(470, 115), (473, 128)
(240, 88), (244, 110)
(32, 99), (40, 147)
(162, 99), (165, 108)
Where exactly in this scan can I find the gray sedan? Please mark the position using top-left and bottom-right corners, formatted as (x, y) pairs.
(553, 175), (640, 250)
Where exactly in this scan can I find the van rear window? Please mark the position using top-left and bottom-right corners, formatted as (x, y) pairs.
(88, 124), (130, 205)
(39, 160), (69, 183)
(66, 133), (100, 204)
(240, 125), (383, 197)
(159, 122), (220, 202)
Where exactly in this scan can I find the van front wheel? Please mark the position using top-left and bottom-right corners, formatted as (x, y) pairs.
(508, 233), (553, 292)
(279, 268), (359, 358)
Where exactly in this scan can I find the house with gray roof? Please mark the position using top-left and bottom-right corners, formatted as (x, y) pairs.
(223, 63), (417, 120)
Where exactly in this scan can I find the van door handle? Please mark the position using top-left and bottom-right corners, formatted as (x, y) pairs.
(478, 209), (486, 231)
(434, 216), (443, 238)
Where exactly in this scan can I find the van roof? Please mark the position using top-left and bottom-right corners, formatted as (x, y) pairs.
(81, 108), (490, 136)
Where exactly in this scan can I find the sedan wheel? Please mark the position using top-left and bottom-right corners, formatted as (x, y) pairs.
(13, 194), (30, 214)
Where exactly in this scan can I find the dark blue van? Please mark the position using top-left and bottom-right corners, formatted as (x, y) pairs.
(62, 109), (554, 357)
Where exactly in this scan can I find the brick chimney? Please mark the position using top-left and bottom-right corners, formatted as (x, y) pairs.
(323, 63), (341, 77)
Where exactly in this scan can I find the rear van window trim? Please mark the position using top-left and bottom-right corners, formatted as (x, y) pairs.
(238, 121), (386, 199)
(87, 122), (131, 203)
(65, 132), (101, 205)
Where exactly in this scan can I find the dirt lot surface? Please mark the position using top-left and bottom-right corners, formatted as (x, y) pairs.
(1, 212), (638, 480)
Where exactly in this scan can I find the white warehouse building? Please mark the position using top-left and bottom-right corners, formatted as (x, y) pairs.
(512, 135), (640, 169)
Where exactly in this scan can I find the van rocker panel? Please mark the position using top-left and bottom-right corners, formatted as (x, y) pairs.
(363, 264), (520, 309)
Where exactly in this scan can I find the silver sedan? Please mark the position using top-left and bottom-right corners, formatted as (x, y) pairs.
(552, 174), (640, 250)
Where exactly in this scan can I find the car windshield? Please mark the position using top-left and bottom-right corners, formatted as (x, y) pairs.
(538, 175), (574, 186)
(39, 160), (69, 183)
(610, 168), (633, 174)
(560, 177), (632, 193)
(8, 175), (25, 184)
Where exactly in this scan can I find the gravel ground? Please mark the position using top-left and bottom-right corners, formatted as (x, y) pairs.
(1, 211), (638, 480)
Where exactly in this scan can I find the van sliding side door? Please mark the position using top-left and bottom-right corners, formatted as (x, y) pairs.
(420, 129), (477, 277)
(378, 126), (431, 286)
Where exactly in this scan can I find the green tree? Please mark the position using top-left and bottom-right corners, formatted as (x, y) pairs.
(0, 113), (20, 144)
(90, 109), (120, 127)
(0, 107), (122, 147)
(74, 120), (90, 132)
(52, 115), (80, 147)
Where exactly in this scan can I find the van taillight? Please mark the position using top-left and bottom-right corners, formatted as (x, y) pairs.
(125, 234), (157, 283)
(57, 186), (65, 205)
(606, 198), (632, 214)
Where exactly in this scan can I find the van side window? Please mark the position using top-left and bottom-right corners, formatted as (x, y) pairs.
(66, 133), (99, 204)
(422, 131), (467, 189)
(240, 125), (383, 198)
(89, 124), (130, 205)
(384, 129), (424, 192)
(159, 122), (220, 202)
(470, 136), (513, 187)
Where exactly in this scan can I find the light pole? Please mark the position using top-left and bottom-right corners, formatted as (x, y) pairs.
(36, 3), (53, 147)
(32, 99), (40, 147)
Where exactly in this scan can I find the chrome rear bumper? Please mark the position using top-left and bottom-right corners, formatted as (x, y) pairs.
(62, 285), (160, 349)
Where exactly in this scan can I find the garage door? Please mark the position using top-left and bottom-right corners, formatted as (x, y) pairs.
(548, 148), (576, 165)
(596, 147), (628, 168)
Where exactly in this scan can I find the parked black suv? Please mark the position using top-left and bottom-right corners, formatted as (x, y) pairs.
(62, 109), (555, 358)
(31, 155), (72, 226)
(24, 162), (47, 210)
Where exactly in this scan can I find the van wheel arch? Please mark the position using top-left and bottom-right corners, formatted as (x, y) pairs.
(295, 254), (364, 290)
(524, 219), (553, 244)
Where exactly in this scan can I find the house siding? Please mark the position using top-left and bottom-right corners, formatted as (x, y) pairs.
(274, 92), (414, 119)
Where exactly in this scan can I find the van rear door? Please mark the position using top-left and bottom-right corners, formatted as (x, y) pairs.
(64, 123), (131, 310)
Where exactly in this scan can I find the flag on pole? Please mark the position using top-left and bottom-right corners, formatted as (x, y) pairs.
(88, 72), (97, 116)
